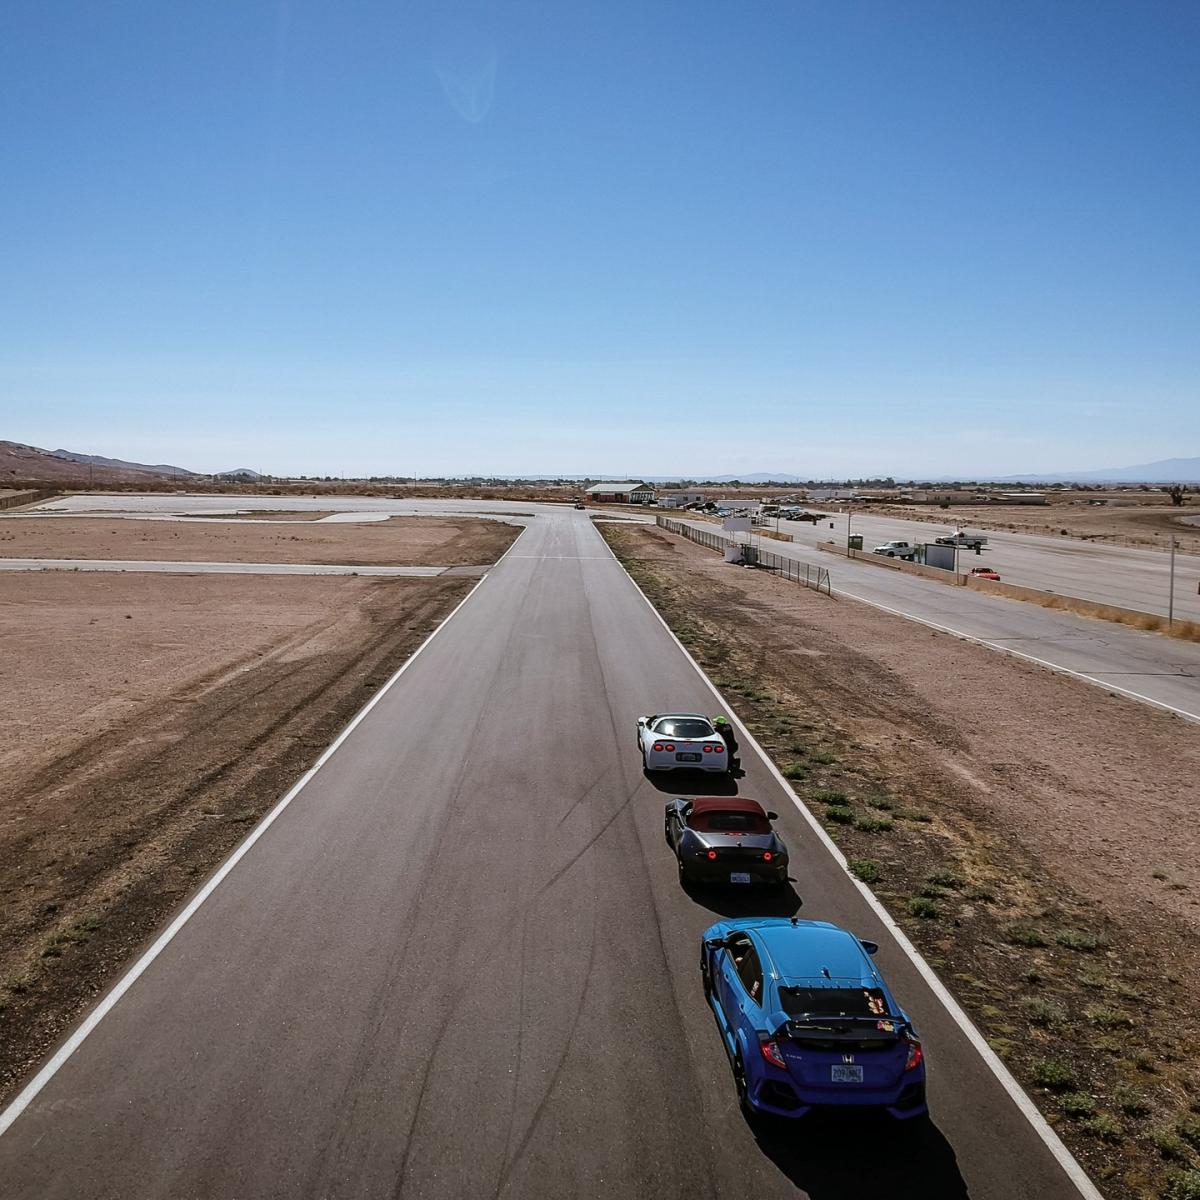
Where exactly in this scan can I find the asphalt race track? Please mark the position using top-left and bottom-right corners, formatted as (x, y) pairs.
(0, 507), (1094, 1199)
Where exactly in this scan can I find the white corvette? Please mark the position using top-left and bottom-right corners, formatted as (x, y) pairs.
(637, 713), (729, 773)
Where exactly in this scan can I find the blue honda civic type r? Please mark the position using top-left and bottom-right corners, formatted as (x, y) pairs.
(701, 917), (928, 1120)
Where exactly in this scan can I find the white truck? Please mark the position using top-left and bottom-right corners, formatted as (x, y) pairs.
(872, 540), (919, 560)
(934, 528), (988, 551)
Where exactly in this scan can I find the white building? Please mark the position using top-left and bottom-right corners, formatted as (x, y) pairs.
(809, 488), (858, 502)
(658, 490), (705, 508)
(584, 481), (657, 504)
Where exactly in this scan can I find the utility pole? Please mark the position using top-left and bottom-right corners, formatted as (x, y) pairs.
(1168, 536), (1177, 627)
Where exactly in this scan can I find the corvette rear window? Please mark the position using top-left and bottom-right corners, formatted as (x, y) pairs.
(689, 811), (770, 833)
(779, 987), (891, 1019)
(655, 719), (713, 739)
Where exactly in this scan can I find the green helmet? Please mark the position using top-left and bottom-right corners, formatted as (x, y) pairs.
(714, 716), (729, 726)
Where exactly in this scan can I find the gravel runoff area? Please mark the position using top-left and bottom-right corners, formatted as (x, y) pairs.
(0, 514), (520, 566)
(0, 516), (519, 1108)
(601, 520), (1200, 1200)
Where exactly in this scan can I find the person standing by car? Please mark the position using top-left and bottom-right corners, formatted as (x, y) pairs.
(713, 716), (739, 768)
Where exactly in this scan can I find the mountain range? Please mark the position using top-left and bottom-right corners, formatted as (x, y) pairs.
(994, 457), (1200, 484)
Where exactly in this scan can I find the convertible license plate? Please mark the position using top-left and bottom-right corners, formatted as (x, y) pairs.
(676, 752), (701, 762)
(831, 1065), (864, 1084)
(730, 872), (752, 884)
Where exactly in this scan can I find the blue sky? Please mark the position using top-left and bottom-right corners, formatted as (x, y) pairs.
(2, 1), (1197, 478)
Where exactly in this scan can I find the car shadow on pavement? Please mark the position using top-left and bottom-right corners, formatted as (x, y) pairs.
(682, 881), (803, 919)
(642, 769), (740, 796)
(749, 1109), (970, 1199)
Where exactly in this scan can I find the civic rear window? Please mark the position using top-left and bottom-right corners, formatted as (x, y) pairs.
(779, 987), (891, 1019)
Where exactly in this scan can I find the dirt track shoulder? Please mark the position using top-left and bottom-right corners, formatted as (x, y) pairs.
(0, 515), (520, 566)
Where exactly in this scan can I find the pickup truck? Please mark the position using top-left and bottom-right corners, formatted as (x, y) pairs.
(934, 529), (988, 550)
(872, 540), (919, 560)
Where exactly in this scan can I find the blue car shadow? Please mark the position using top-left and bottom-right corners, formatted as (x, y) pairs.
(748, 1108), (970, 1198)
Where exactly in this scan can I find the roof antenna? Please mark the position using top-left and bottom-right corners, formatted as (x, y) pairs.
(821, 967), (831, 978)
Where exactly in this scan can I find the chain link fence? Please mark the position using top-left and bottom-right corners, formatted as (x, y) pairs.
(656, 516), (831, 595)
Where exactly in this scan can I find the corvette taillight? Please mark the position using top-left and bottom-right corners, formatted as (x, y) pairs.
(703, 745), (712, 753)
(707, 850), (717, 860)
(759, 1036), (786, 1069)
(712, 745), (723, 752)
(762, 852), (773, 862)
(664, 744), (675, 752)
(904, 1034), (924, 1071)
(653, 743), (663, 752)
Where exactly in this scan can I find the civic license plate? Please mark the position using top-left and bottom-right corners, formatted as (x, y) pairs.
(676, 752), (701, 762)
(730, 872), (752, 884)
(831, 1065), (864, 1084)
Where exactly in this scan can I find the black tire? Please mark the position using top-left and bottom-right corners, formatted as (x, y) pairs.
(733, 1050), (752, 1116)
(701, 956), (712, 999)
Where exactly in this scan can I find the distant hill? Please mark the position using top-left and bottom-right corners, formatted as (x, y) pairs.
(0, 440), (195, 484)
(996, 457), (1200, 484)
(50, 449), (196, 477)
(215, 467), (263, 480)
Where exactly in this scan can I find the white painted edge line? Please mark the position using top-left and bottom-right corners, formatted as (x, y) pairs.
(832, 585), (1200, 725)
(0, 520), (531, 1140)
(595, 527), (1103, 1200)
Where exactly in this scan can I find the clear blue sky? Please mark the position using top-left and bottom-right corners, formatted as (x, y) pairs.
(2, 1), (1197, 478)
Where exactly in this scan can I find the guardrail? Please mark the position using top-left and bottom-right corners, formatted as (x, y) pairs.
(656, 516), (831, 595)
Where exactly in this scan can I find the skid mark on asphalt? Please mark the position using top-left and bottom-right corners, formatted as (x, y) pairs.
(574, 541), (720, 1193)
(387, 793), (636, 1199)
(493, 902), (601, 1199)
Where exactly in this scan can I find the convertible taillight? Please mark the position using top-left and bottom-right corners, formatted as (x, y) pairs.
(759, 1036), (787, 1069)
(904, 1034), (924, 1071)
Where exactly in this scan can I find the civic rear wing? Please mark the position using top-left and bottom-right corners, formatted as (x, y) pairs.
(778, 1015), (909, 1040)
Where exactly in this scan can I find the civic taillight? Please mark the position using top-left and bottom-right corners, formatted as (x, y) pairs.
(904, 1034), (924, 1071)
(759, 1036), (786, 1070)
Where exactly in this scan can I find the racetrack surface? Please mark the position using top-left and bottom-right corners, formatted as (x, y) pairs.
(0, 509), (1090, 1198)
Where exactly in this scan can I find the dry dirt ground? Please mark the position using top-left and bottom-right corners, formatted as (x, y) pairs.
(602, 521), (1200, 1200)
(0, 516), (517, 1108)
(0, 514), (519, 566)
